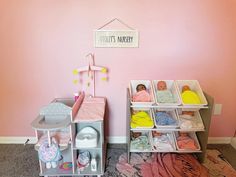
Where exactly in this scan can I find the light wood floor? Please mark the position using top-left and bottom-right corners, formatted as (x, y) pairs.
(207, 144), (236, 170)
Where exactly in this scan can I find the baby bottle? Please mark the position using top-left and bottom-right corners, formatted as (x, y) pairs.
(90, 154), (97, 172)
(74, 93), (79, 101)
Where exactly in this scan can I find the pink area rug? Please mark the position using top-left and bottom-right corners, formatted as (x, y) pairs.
(115, 150), (236, 177)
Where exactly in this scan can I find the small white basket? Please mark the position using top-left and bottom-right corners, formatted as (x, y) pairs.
(153, 108), (179, 129)
(175, 80), (208, 106)
(174, 131), (201, 151)
(129, 80), (155, 106)
(149, 131), (176, 152)
(152, 80), (181, 106)
(130, 108), (154, 129)
(177, 109), (204, 131)
(130, 130), (152, 152)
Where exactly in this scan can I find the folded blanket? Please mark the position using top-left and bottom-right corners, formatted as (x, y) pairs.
(156, 90), (175, 103)
(131, 111), (154, 128)
(155, 112), (176, 126)
(116, 153), (209, 177)
(152, 134), (174, 151)
(179, 114), (204, 129)
(181, 90), (201, 104)
(177, 135), (198, 150)
(130, 136), (152, 151)
(133, 90), (151, 102)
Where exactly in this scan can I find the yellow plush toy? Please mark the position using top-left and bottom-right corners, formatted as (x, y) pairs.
(131, 111), (154, 128)
(181, 85), (201, 104)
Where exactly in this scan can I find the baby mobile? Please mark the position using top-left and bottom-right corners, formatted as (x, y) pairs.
(73, 53), (108, 97)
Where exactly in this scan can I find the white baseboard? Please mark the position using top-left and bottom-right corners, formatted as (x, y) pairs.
(0, 136), (234, 146)
(208, 137), (231, 144)
(0, 136), (127, 144)
(107, 136), (127, 144)
(0, 136), (37, 144)
(231, 137), (236, 149)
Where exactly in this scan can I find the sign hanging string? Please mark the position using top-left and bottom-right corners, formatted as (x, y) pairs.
(97, 18), (135, 30)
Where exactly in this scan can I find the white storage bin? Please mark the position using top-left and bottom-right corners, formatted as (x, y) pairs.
(152, 80), (181, 106)
(175, 80), (208, 106)
(149, 131), (176, 152)
(177, 109), (204, 131)
(129, 80), (155, 106)
(174, 131), (200, 151)
(153, 108), (179, 129)
(130, 108), (154, 129)
(130, 130), (152, 152)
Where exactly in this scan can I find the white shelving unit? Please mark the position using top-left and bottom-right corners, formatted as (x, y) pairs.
(126, 88), (214, 163)
(31, 97), (106, 177)
(71, 121), (105, 176)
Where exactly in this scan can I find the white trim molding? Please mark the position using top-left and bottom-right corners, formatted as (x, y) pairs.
(106, 136), (127, 144)
(231, 137), (236, 149)
(0, 136), (37, 144)
(1, 136), (127, 144)
(208, 137), (231, 144)
(1, 136), (235, 148)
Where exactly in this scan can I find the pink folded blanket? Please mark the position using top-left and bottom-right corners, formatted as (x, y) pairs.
(116, 153), (209, 177)
(132, 90), (151, 102)
(177, 135), (198, 150)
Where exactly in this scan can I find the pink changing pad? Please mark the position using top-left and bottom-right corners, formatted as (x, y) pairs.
(74, 96), (106, 122)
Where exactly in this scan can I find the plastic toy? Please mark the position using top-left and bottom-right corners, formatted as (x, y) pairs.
(60, 162), (72, 170)
(75, 127), (98, 148)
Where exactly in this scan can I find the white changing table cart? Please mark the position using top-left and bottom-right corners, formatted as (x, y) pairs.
(71, 94), (106, 177)
(31, 94), (106, 177)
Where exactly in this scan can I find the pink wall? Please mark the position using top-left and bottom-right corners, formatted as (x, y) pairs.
(0, 0), (236, 137)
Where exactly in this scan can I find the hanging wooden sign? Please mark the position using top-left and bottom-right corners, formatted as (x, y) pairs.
(94, 18), (139, 48)
(94, 30), (139, 48)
